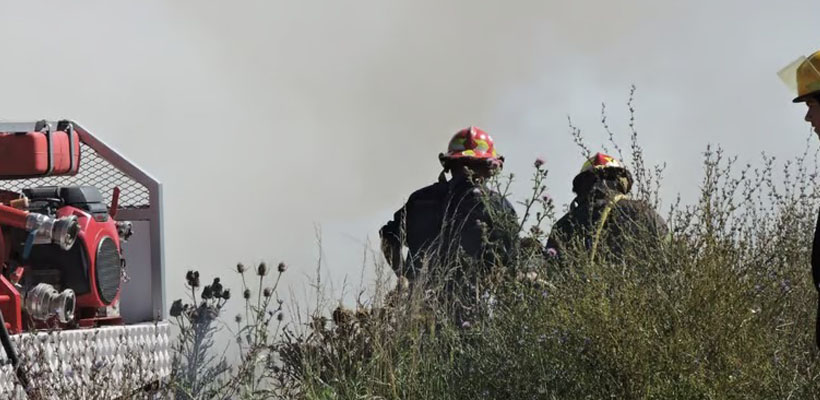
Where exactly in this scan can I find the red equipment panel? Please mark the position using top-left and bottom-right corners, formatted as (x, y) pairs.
(0, 130), (80, 177)
(57, 205), (123, 309)
(0, 275), (22, 334)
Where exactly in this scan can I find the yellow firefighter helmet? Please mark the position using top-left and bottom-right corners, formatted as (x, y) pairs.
(779, 50), (820, 103)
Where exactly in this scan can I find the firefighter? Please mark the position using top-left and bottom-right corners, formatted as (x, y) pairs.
(546, 152), (667, 263)
(780, 50), (820, 349)
(379, 127), (517, 285)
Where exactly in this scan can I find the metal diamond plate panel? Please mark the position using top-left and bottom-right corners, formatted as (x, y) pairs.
(0, 322), (171, 398)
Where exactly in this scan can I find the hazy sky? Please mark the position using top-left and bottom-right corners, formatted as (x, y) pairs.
(0, 0), (818, 309)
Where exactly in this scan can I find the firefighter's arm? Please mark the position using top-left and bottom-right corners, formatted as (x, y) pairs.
(379, 206), (406, 275)
(544, 214), (572, 261)
(636, 207), (670, 262)
(493, 197), (520, 261)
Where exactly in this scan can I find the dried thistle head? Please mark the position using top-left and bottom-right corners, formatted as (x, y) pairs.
(185, 270), (200, 288)
(201, 285), (213, 300)
(169, 299), (183, 317)
(210, 278), (223, 298)
(257, 262), (269, 277)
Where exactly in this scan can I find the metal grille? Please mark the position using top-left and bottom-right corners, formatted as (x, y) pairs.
(0, 142), (150, 209)
(95, 236), (121, 305)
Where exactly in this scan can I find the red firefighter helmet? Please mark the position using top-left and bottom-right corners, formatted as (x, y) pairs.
(572, 152), (633, 194)
(578, 152), (626, 173)
(439, 126), (503, 169)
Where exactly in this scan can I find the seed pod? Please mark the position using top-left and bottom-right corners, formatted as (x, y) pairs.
(211, 278), (223, 298)
(169, 299), (183, 317)
(257, 262), (268, 277)
(186, 270), (200, 288)
(201, 285), (213, 300)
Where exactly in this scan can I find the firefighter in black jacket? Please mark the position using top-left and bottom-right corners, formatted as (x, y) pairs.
(379, 127), (517, 286)
(781, 50), (820, 348)
(546, 152), (667, 264)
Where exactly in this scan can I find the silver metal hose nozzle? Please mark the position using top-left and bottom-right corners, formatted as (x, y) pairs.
(24, 283), (75, 323)
(25, 214), (79, 250)
(52, 216), (79, 250)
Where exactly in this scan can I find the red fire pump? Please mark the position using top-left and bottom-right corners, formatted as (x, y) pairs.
(0, 121), (132, 334)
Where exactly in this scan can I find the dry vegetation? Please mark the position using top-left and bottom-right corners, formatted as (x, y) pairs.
(8, 95), (820, 399)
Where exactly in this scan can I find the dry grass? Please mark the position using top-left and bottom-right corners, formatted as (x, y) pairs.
(9, 93), (820, 399)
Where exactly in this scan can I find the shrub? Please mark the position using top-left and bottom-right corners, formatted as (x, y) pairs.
(14, 91), (820, 399)
(272, 91), (820, 399)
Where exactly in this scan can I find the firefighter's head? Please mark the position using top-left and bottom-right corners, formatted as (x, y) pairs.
(779, 50), (820, 137)
(572, 152), (633, 199)
(439, 126), (504, 179)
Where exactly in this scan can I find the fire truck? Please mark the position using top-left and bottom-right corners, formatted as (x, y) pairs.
(0, 120), (169, 397)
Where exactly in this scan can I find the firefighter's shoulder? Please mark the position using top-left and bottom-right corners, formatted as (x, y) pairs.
(612, 198), (665, 223)
(406, 181), (449, 204)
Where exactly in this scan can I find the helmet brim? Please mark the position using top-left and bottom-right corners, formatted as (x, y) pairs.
(440, 152), (502, 162)
(439, 153), (504, 170)
(794, 91), (820, 103)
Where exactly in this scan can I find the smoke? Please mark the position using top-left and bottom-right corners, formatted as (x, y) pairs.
(0, 0), (818, 308)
